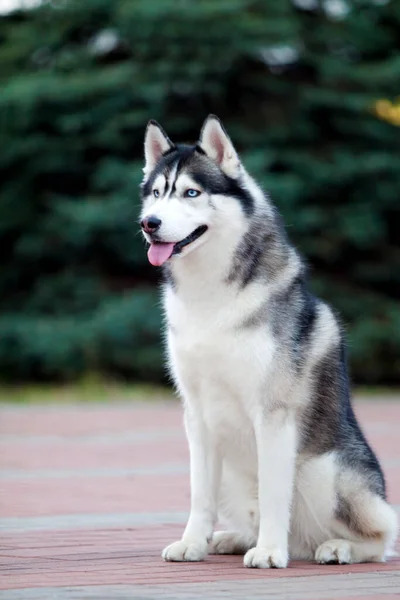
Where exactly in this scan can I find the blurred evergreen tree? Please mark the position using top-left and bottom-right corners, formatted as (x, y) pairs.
(0, 0), (399, 383)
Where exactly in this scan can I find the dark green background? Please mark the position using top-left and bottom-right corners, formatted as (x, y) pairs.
(1, 0), (399, 384)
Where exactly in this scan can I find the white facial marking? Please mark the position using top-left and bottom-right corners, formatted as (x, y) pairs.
(163, 162), (179, 200)
(174, 173), (202, 198)
(152, 174), (167, 197)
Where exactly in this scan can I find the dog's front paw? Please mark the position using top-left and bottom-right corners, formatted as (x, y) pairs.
(162, 539), (208, 562)
(244, 546), (288, 569)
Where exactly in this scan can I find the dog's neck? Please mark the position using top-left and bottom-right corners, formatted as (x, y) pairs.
(165, 225), (292, 309)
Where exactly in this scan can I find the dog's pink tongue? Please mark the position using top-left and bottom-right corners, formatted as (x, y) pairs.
(148, 243), (175, 266)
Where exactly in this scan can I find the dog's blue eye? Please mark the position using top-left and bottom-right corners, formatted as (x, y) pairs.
(185, 189), (200, 198)
(153, 189), (160, 198)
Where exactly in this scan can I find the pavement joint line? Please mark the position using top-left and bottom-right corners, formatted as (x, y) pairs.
(0, 511), (190, 532)
(0, 400), (178, 413)
(1, 507), (399, 533)
(1, 571), (400, 599)
(0, 395), (398, 412)
(0, 464), (190, 480)
(0, 423), (399, 443)
(0, 430), (184, 444)
(1, 458), (399, 480)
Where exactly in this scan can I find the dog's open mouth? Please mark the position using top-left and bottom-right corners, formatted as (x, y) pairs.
(147, 225), (208, 267)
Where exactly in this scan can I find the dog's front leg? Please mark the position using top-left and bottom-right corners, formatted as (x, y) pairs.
(162, 407), (221, 562)
(244, 408), (296, 569)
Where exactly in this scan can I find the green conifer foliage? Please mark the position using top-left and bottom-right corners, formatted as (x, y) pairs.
(0, 0), (399, 382)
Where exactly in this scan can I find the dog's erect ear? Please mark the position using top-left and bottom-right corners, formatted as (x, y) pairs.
(143, 120), (174, 177)
(199, 115), (240, 178)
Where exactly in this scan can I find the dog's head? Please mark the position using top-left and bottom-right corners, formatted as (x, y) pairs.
(140, 115), (254, 266)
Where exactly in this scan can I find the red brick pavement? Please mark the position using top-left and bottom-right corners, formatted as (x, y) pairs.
(0, 397), (399, 598)
(0, 439), (188, 470)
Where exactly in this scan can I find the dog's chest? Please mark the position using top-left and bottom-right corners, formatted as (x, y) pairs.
(166, 293), (275, 437)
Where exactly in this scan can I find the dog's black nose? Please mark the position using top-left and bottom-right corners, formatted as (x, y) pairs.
(141, 216), (161, 233)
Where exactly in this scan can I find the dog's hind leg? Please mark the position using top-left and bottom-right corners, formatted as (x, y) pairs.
(211, 464), (258, 555)
(209, 531), (256, 555)
(316, 493), (398, 564)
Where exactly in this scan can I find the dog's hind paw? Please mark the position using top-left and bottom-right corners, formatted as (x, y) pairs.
(209, 531), (253, 555)
(244, 546), (288, 569)
(315, 539), (352, 564)
(162, 539), (208, 562)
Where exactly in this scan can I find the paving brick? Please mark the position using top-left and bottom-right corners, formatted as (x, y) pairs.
(0, 473), (190, 517)
(0, 439), (187, 470)
(1, 572), (400, 599)
(383, 466), (400, 504)
(0, 403), (181, 437)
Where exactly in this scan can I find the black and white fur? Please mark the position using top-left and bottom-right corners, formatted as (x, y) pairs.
(140, 115), (398, 568)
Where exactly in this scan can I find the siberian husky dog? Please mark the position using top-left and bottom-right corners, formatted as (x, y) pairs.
(140, 115), (398, 568)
